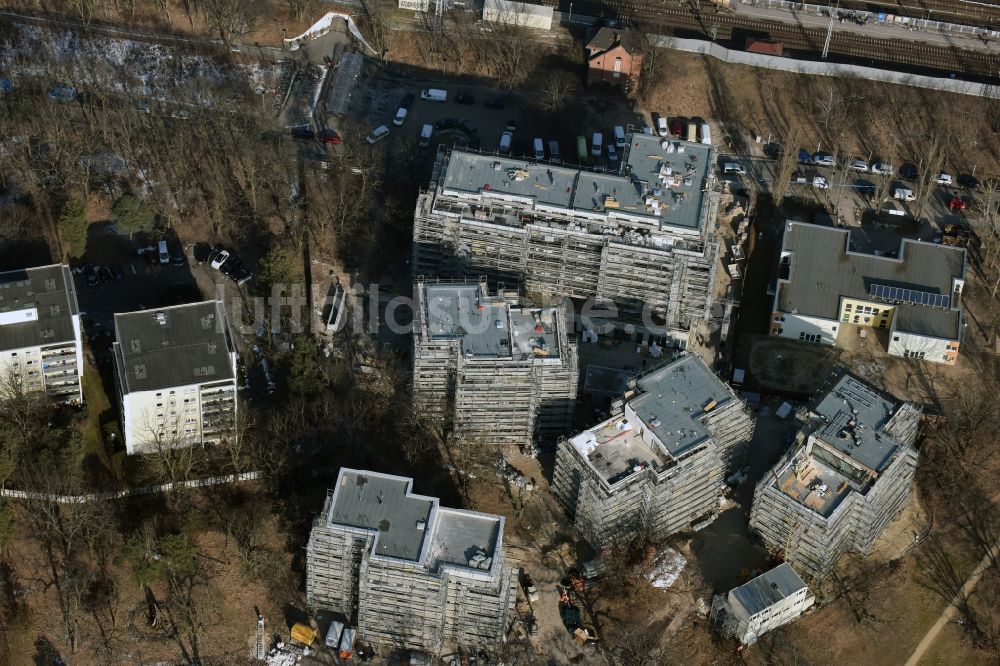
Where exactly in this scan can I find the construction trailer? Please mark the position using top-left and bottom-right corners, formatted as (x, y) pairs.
(551, 353), (755, 550)
(412, 132), (722, 346)
(748, 371), (922, 580)
(412, 279), (578, 447)
(306, 469), (517, 656)
(709, 563), (814, 645)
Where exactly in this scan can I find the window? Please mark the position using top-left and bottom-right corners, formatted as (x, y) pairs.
(844, 304), (852, 311)
(853, 315), (860, 323)
(904, 350), (926, 360)
(879, 321), (887, 329)
(799, 332), (821, 343)
(613, 57), (622, 78)
(944, 354), (951, 361)
(872, 308), (880, 315)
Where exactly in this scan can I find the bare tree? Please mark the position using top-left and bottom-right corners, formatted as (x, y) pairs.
(474, 2), (537, 90)
(357, 0), (394, 60)
(539, 72), (576, 114)
(200, 0), (260, 46)
(975, 181), (1000, 299)
(771, 124), (803, 205)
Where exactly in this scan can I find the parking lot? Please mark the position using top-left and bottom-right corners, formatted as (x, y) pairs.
(344, 72), (647, 169)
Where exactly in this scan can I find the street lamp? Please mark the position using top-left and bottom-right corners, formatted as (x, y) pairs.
(568, 3), (573, 24)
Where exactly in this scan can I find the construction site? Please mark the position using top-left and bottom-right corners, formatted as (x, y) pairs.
(305, 469), (518, 657)
(412, 279), (578, 447)
(551, 353), (755, 550)
(748, 371), (922, 580)
(412, 133), (721, 344)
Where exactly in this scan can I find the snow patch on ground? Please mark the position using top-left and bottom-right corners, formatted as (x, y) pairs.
(0, 23), (278, 106)
(647, 547), (687, 589)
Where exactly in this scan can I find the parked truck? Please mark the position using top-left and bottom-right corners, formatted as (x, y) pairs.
(339, 626), (357, 660)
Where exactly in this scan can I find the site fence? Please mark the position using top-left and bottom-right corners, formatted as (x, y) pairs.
(647, 34), (1000, 99)
(0, 471), (262, 504)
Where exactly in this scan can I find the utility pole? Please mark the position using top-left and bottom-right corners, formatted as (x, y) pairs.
(435, 0), (444, 41)
(822, 0), (839, 59)
(254, 606), (265, 660)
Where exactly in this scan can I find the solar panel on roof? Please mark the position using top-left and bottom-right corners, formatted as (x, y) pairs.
(869, 283), (951, 308)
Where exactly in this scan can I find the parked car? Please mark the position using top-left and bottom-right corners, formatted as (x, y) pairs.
(505, 118), (518, 131)
(949, 196), (970, 211)
(111, 264), (125, 281)
(170, 250), (185, 266)
(791, 170), (807, 184)
(957, 174), (979, 189)
(499, 131), (512, 154)
(893, 187), (916, 201)
(400, 92), (415, 110)
(668, 118), (685, 137)
(319, 129), (341, 145)
(723, 162), (745, 175)
(455, 93), (475, 105)
(871, 162), (893, 175)
(548, 140), (560, 161)
(533, 138), (544, 160)
(84, 265), (98, 287)
(850, 159), (869, 172)
(656, 116), (668, 137)
(392, 107), (407, 126)
(210, 249), (231, 270)
(899, 164), (918, 180)
(420, 88), (448, 102)
(193, 242), (212, 264)
(935, 172), (953, 185)
(591, 133), (603, 157)
(290, 126), (315, 141)
(435, 118), (460, 131)
(97, 266), (114, 283)
(613, 126), (626, 148)
(607, 144), (618, 162)
(798, 149), (812, 164)
(365, 125), (390, 144)
(813, 176), (830, 189)
(812, 152), (835, 167)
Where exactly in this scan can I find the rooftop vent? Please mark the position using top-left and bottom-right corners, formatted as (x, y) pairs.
(206, 342), (217, 354)
(193, 366), (215, 377)
(50, 304), (61, 316)
(416, 519), (426, 530)
(378, 519), (391, 532)
(154, 312), (167, 326)
(130, 339), (141, 353)
(200, 314), (216, 330)
(41, 329), (55, 339)
(44, 278), (57, 291)
(134, 364), (147, 379)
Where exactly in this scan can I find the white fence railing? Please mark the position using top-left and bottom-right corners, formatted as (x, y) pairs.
(648, 34), (1000, 99)
(0, 471), (262, 504)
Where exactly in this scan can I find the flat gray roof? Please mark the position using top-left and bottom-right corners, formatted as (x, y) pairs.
(113, 301), (234, 394)
(438, 134), (712, 232)
(328, 470), (434, 561)
(327, 470), (503, 569)
(427, 508), (501, 571)
(630, 353), (738, 456)
(811, 372), (902, 472)
(423, 283), (561, 359)
(0, 264), (79, 351)
(731, 563), (808, 617)
(778, 223), (964, 339)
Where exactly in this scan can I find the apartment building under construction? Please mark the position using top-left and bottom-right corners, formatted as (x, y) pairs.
(551, 353), (755, 549)
(412, 132), (720, 344)
(413, 279), (578, 446)
(306, 469), (517, 656)
(749, 371), (921, 580)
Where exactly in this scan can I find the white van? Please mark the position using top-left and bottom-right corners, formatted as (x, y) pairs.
(723, 162), (745, 175)
(533, 138), (544, 160)
(499, 131), (512, 154)
(158, 240), (169, 264)
(613, 125), (626, 148)
(420, 88), (447, 102)
(686, 122), (698, 143)
(700, 123), (712, 145)
(419, 124), (433, 147)
(591, 132), (603, 156)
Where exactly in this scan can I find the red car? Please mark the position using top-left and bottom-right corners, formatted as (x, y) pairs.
(949, 196), (969, 211)
(319, 129), (341, 145)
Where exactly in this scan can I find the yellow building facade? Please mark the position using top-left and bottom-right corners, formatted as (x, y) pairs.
(839, 298), (894, 329)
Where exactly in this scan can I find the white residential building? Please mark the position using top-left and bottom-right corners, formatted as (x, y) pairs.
(771, 222), (966, 364)
(112, 301), (238, 455)
(710, 563), (815, 645)
(0, 264), (83, 403)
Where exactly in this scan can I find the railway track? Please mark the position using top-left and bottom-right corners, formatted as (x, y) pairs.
(799, 0), (1000, 32)
(554, 0), (1000, 77)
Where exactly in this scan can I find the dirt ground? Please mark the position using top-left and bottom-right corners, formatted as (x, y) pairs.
(741, 333), (844, 395)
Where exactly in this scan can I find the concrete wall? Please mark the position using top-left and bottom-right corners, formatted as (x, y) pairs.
(647, 35), (1000, 100)
(483, 0), (553, 30)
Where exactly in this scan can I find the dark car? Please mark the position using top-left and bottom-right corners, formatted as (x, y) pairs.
(319, 129), (341, 145)
(434, 118), (461, 131)
(460, 120), (478, 134)
(505, 118), (518, 131)
(957, 174), (979, 190)
(899, 163), (918, 180)
(400, 93), (415, 110)
(193, 242), (212, 264)
(455, 93), (475, 105)
(170, 250), (185, 266)
(798, 149), (812, 164)
(231, 266), (254, 286)
(484, 97), (505, 109)
(290, 126), (315, 141)
(220, 255), (243, 277)
(84, 265), (98, 287)
(111, 264), (125, 281)
(669, 118), (686, 136)
(97, 266), (114, 283)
